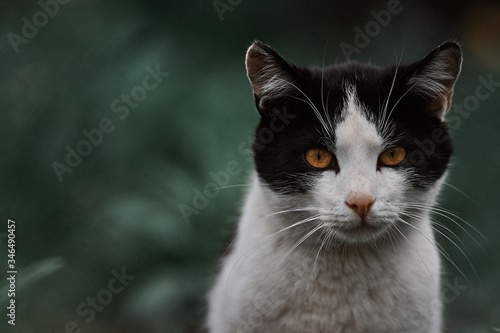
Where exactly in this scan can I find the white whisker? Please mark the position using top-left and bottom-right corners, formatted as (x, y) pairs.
(220, 207), (321, 261)
(398, 213), (470, 284)
(263, 222), (325, 287)
(392, 222), (437, 290)
(403, 210), (478, 279)
(270, 76), (334, 137)
(312, 227), (334, 276)
(217, 184), (253, 190)
(406, 203), (487, 243)
(442, 181), (478, 205)
(226, 214), (320, 282)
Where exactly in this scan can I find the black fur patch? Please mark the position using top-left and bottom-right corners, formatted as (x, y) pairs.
(249, 43), (460, 194)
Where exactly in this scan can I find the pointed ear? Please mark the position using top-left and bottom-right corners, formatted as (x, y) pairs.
(406, 41), (462, 119)
(245, 41), (298, 116)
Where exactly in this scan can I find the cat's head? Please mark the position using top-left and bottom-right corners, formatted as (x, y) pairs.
(246, 40), (462, 245)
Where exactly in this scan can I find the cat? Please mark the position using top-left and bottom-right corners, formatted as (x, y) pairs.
(207, 40), (462, 333)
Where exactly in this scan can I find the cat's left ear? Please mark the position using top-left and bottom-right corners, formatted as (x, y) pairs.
(406, 41), (462, 119)
(245, 41), (299, 116)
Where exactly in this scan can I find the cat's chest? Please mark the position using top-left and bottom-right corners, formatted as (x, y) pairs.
(262, 248), (401, 305)
(236, 246), (432, 333)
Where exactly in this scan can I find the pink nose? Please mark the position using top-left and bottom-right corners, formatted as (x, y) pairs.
(346, 195), (375, 221)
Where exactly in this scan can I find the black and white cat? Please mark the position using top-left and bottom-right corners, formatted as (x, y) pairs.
(207, 40), (462, 333)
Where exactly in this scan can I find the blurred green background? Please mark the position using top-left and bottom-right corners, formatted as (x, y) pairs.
(0, 0), (499, 332)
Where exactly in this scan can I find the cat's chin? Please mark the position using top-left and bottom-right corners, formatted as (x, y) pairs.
(331, 223), (391, 244)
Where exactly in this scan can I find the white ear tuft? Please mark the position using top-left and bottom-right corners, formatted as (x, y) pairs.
(245, 41), (298, 114)
(407, 41), (462, 118)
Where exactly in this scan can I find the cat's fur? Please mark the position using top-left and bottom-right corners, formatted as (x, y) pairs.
(207, 41), (462, 333)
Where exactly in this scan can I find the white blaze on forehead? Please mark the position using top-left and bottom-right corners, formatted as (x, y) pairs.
(335, 90), (383, 166)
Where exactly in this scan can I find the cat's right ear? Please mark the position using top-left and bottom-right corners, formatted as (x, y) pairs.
(246, 41), (298, 116)
(406, 41), (462, 119)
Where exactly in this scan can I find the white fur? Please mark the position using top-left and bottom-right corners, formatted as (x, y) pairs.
(207, 92), (444, 333)
(245, 46), (296, 110)
(406, 49), (458, 101)
(406, 51), (461, 119)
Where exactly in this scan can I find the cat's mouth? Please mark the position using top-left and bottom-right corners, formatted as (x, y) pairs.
(341, 224), (379, 233)
(332, 222), (390, 242)
(319, 211), (396, 243)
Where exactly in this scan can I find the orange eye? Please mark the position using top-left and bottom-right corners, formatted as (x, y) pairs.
(305, 148), (334, 169)
(379, 147), (406, 166)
